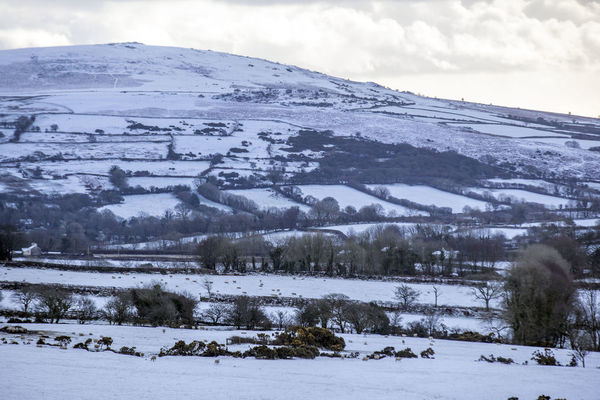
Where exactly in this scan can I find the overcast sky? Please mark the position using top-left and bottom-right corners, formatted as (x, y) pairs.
(0, 0), (598, 117)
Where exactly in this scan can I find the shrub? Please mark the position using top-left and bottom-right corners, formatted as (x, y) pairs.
(395, 347), (418, 359)
(275, 346), (296, 359)
(365, 346), (396, 360)
(420, 347), (435, 359)
(159, 340), (206, 356)
(54, 335), (72, 346)
(245, 345), (277, 360)
(202, 341), (232, 357)
(98, 336), (113, 350)
(291, 344), (320, 359)
(273, 326), (345, 351)
(531, 349), (560, 366)
(73, 338), (93, 350)
(119, 346), (144, 357)
(478, 354), (514, 364)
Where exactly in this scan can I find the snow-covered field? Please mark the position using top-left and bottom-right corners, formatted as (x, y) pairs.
(457, 123), (569, 138)
(467, 188), (572, 208)
(2, 42), (600, 400)
(0, 322), (598, 400)
(367, 184), (489, 213)
(523, 137), (600, 150)
(99, 193), (181, 219)
(0, 266), (497, 308)
(127, 176), (197, 189)
(315, 222), (422, 235)
(225, 188), (311, 212)
(294, 185), (427, 217)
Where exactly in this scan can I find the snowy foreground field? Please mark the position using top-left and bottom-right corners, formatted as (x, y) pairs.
(1, 322), (598, 400)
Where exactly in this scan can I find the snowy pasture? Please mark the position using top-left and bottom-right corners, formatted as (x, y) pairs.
(127, 176), (197, 189)
(456, 123), (569, 138)
(367, 184), (489, 213)
(225, 188), (311, 212)
(11, 160), (211, 177)
(523, 136), (600, 150)
(0, 266), (497, 308)
(0, 322), (598, 400)
(467, 188), (572, 209)
(314, 222), (423, 236)
(99, 193), (181, 219)
(294, 185), (427, 217)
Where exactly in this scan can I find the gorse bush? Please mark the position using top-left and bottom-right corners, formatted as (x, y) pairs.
(273, 326), (345, 352)
(531, 349), (560, 366)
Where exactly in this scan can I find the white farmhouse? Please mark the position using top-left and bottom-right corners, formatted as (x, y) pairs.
(21, 243), (42, 256)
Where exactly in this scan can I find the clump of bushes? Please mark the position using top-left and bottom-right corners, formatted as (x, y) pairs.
(97, 336), (113, 350)
(273, 326), (345, 352)
(54, 336), (72, 346)
(531, 349), (560, 366)
(365, 346), (420, 360)
(395, 347), (418, 359)
(227, 333), (270, 345)
(242, 344), (319, 360)
(159, 340), (207, 356)
(119, 346), (144, 357)
(478, 354), (514, 364)
(420, 347), (435, 359)
(159, 340), (236, 358)
(73, 338), (93, 350)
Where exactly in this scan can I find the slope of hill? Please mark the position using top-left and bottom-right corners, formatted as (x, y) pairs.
(0, 42), (599, 228)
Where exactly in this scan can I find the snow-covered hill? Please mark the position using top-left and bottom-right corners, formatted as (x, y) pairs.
(1, 42), (599, 217)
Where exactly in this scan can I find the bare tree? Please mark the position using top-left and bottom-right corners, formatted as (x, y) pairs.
(203, 277), (214, 298)
(432, 286), (442, 308)
(482, 314), (510, 341)
(12, 286), (37, 313)
(272, 310), (292, 330)
(202, 303), (230, 324)
(577, 289), (600, 351)
(323, 293), (350, 333)
(472, 282), (503, 312)
(75, 296), (97, 324)
(422, 310), (443, 336)
(35, 286), (73, 323)
(394, 284), (420, 311)
(103, 293), (133, 325)
(570, 332), (592, 368)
